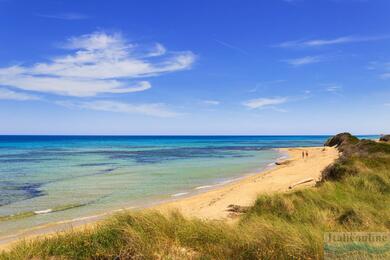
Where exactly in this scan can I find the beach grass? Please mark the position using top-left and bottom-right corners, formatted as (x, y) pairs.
(1, 135), (389, 259)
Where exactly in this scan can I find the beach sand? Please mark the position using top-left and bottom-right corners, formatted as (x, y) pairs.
(153, 146), (339, 220)
(0, 146), (339, 251)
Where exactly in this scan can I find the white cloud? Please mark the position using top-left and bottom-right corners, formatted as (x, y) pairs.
(56, 100), (179, 117)
(277, 35), (388, 48)
(0, 88), (40, 101)
(147, 43), (167, 57)
(385, 103), (390, 107)
(243, 97), (288, 109)
(202, 100), (220, 105)
(284, 56), (323, 66)
(0, 31), (195, 97)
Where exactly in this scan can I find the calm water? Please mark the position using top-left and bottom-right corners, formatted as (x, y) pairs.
(0, 135), (376, 236)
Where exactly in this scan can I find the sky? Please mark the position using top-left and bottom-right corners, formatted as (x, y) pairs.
(0, 0), (389, 135)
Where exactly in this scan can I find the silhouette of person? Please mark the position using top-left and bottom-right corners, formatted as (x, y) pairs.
(302, 151), (305, 158)
(305, 151), (309, 157)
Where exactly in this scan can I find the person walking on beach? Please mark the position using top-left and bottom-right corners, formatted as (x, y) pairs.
(305, 151), (309, 158)
(302, 151), (305, 158)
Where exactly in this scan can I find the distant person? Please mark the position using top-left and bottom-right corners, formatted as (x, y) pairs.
(306, 151), (309, 157)
(302, 151), (305, 158)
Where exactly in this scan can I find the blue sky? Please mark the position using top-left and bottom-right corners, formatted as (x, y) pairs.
(0, 0), (389, 135)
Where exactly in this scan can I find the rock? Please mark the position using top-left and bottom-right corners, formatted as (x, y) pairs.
(379, 135), (390, 142)
(324, 133), (358, 147)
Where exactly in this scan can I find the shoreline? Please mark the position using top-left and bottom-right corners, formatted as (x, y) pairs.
(153, 146), (338, 220)
(0, 146), (338, 251)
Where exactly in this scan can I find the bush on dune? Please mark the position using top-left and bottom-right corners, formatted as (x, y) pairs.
(379, 134), (390, 142)
(1, 134), (390, 259)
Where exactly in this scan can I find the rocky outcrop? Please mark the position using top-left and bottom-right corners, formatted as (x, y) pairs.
(324, 132), (358, 147)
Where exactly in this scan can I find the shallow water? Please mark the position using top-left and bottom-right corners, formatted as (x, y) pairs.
(0, 135), (376, 236)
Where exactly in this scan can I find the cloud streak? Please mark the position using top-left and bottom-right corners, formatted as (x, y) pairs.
(277, 35), (388, 48)
(36, 13), (89, 20)
(202, 100), (220, 105)
(214, 39), (248, 55)
(56, 100), (179, 117)
(243, 97), (288, 109)
(323, 83), (343, 92)
(284, 56), (323, 66)
(380, 73), (390, 79)
(0, 31), (196, 97)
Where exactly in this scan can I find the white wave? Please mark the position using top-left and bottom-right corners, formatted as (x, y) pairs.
(171, 192), (189, 197)
(194, 185), (213, 190)
(34, 209), (52, 214)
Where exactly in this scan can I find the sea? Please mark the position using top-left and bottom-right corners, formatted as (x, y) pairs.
(0, 135), (378, 237)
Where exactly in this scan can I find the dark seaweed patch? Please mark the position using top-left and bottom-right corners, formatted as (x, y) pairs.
(0, 181), (44, 206)
(84, 146), (264, 164)
(97, 168), (117, 174)
(78, 162), (113, 167)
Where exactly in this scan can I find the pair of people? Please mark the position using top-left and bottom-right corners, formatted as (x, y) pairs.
(302, 151), (309, 158)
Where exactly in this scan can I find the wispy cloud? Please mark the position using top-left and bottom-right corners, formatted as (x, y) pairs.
(243, 97), (288, 109)
(384, 103), (390, 107)
(36, 13), (89, 20)
(324, 84), (343, 92)
(380, 73), (390, 79)
(147, 43), (167, 57)
(366, 61), (390, 79)
(0, 88), (40, 101)
(284, 56), (323, 66)
(214, 39), (248, 55)
(277, 35), (388, 48)
(0, 31), (196, 97)
(56, 100), (179, 117)
(202, 100), (220, 105)
(248, 80), (286, 93)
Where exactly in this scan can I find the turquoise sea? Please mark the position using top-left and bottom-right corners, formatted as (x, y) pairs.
(0, 135), (377, 237)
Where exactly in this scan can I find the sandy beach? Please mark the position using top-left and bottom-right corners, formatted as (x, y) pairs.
(0, 146), (339, 251)
(154, 146), (339, 219)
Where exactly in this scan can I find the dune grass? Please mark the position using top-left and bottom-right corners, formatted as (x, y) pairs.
(1, 135), (389, 259)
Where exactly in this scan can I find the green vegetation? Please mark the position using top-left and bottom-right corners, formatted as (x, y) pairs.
(0, 211), (36, 222)
(380, 134), (390, 142)
(1, 134), (389, 259)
